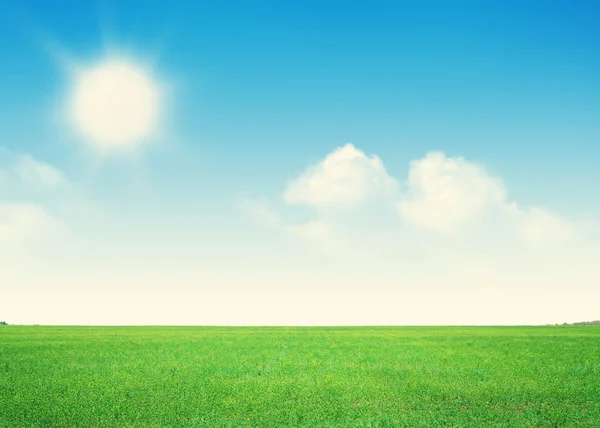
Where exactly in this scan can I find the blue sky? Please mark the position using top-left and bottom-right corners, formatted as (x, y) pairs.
(2, 0), (600, 325)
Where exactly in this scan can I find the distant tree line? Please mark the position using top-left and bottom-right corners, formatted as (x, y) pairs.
(557, 320), (600, 326)
(0, 321), (7, 325)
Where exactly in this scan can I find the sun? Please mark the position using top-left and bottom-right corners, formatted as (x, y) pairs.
(68, 57), (162, 151)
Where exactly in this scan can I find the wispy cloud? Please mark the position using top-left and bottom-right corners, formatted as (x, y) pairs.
(0, 202), (61, 244)
(0, 148), (70, 247)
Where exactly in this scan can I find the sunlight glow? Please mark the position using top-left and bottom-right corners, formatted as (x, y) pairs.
(68, 57), (161, 151)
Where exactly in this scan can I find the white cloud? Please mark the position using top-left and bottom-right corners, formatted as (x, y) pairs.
(241, 198), (283, 229)
(0, 151), (69, 199)
(283, 144), (398, 207)
(0, 202), (62, 244)
(516, 206), (581, 246)
(287, 219), (330, 242)
(396, 152), (582, 248)
(11, 154), (68, 189)
(239, 143), (400, 255)
(0, 148), (69, 246)
(240, 197), (336, 253)
(397, 152), (506, 233)
(245, 144), (600, 293)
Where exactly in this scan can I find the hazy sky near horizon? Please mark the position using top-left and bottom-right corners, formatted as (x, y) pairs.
(2, 0), (600, 325)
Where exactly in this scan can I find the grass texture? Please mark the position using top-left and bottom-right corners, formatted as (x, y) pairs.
(1, 326), (600, 427)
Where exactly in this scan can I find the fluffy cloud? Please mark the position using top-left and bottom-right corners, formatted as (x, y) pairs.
(244, 144), (599, 291)
(395, 151), (580, 247)
(278, 144), (581, 249)
(283, 144), (399, 207)
(397, 152), (506, 233)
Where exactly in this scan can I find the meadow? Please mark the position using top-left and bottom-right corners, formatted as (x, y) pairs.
(1, 326), (599, 427)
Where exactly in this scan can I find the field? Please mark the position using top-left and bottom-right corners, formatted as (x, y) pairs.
(1, 326), (600, 427)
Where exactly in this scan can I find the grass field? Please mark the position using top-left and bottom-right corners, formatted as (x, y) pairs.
(1, 326), (600, 427)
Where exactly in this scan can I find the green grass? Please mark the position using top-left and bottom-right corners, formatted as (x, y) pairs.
(1, 326), (600, 427)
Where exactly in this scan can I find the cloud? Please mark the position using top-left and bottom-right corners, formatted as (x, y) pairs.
(239, 143), (398, 255)
(240, 197), (335, 253)
(396, 152), (506, 233)
(9, 154), (68, 189)
(396, 151), (582, 248)
(0, 148), (69, 246)
(0, 202), (62, 244)
(283, 144), (399, 207)
(244, 144), (600, 292)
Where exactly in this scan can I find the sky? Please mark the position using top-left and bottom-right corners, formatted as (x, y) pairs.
(2, 0), (600, 325)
